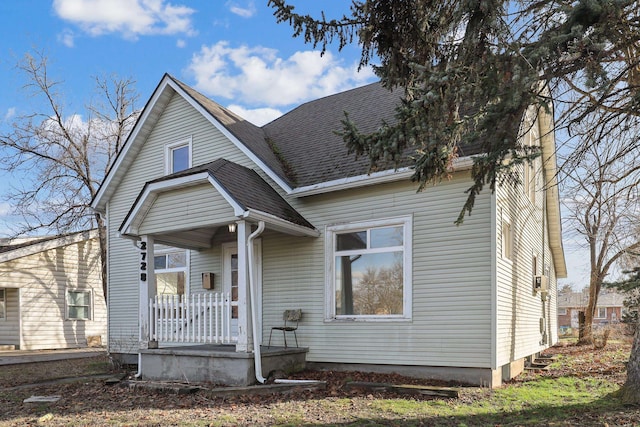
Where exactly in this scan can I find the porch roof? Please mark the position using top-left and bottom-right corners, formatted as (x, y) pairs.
(119, 159), (318, 247)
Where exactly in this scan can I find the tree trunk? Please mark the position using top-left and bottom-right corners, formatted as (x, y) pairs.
(95, 213), (108, 301)
(578, 271), (602, 345)
(618, 317), (640, 404)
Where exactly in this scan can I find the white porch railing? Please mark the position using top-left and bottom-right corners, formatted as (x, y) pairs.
(149, 293), (237, 344)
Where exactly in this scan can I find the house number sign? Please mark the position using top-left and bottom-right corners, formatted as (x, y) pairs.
(139, 241), (147, 282)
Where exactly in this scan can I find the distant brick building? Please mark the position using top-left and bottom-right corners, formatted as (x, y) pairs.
(557, 289), (625, 334)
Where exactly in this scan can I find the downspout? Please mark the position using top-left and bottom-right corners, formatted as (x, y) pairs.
(248, 221), (266, 384)
(248, 221), (317, 386)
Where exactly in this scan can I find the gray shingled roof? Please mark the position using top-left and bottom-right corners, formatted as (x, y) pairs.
(170, 77), (292, 185)
(262, 82), (404, 187)
(139, 159), (314, 230)
(172, 77), (489, 189)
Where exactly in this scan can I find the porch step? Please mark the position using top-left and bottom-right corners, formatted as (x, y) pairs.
(524, 357), (555, 371)
(0, 345), (16, 351)
(140, 345), (308, 386)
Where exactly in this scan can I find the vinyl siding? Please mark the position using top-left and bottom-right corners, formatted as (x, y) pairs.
(263, 174), (494, 368)
(138, 185), (236, 235)
(494, 122), (559, 367)
(0, 238), (106, 350)
(105, 92), (257, 352)
(106, 90), (497, 369)
(0, 288), (19, 346)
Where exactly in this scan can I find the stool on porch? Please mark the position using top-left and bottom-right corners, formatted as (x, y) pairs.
(268, 309), (302, 348)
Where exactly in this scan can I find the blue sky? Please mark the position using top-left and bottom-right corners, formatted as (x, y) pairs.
(0, 1), (374, 228)
(0, 1), (373, 126)
(0, 1), (589, 287)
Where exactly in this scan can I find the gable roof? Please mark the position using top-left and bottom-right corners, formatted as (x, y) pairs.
(150, 159), (314, 229)
(91, 74), (294, 214)
(169, 78), (291, 185)
(119, 159), (317, 241)
(91, 74), (564, 274)
(0, 229), (98, 263)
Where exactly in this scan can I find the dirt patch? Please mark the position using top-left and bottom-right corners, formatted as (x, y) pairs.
(0, 341), (636, 426)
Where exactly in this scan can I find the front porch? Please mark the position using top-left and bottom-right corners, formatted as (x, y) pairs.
(140, 344), (308, 386)
(119, 160), (319, 384)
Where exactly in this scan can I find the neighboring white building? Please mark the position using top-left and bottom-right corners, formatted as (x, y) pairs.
(92, 75), (566, 387)
(0, 230), (106, 350)
(558, 289), (626, 332)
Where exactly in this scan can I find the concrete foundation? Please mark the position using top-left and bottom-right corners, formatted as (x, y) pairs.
(501, 357), (525, 381)
(140, 345), (307, 386)
(307, 362), (504, 388)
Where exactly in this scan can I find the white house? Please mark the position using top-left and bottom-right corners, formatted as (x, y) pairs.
(91, 74), (566, 387)
(0, 230), (106, 350)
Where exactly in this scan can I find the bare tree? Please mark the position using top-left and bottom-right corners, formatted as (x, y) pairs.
(0, 51), (139, 299)
(561, 113), (640, 345)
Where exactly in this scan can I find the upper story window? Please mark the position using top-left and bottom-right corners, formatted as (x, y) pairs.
(0, 289), (5, 319)
(326, 216), (412, 321)
(522, 130), (537, 204)
(502, 217), (513, 261)
(165, 138), (192, 174)
(67, 289), (91, 320)
(154, 246), (188, 295)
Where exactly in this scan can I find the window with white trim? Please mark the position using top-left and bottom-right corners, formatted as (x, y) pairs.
(0, 288), (5, 319)
(154, 246), (188, 295)
(67, 290), (91, 320)
(558, 308), (567, 315)
(326, 216), (412, 320)
(522, 122), (537, 204)
(165, 138), (192, 174)
(502, 217), (513, 261)
(596, 307), (607, 319)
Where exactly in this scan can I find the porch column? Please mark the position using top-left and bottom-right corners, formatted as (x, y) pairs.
(138, 235), (156, 348)
(235, 220), (252, 352)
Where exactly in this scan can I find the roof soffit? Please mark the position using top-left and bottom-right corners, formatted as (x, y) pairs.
(538, 97), (567, 278)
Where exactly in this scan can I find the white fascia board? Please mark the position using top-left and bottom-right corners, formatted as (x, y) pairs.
(290, 168), (414, 197)
(92, 76), (175, 213)
(169, 81), (293, 195)
(0, 229), (98, 264)
(289, 156), (476, 197)
(243, 209), (319, 237)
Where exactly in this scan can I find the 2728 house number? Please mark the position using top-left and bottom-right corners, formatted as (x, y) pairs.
(139, 241), (147, 282)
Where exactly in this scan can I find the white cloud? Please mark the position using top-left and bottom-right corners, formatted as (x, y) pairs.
(53, 0), (196, 39)
(227, 104), (282, 126)
(57, 29), (76, 47)
(226, 1), (257, 18)
(4, 107), (16, 122)
(0, 202), (12, 216)
(187, 41), (376, 108)
(176, 39), (186, 48)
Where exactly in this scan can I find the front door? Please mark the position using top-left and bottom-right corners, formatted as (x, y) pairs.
(222, 241), (262, 342)
(223, 245), (239, 338)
